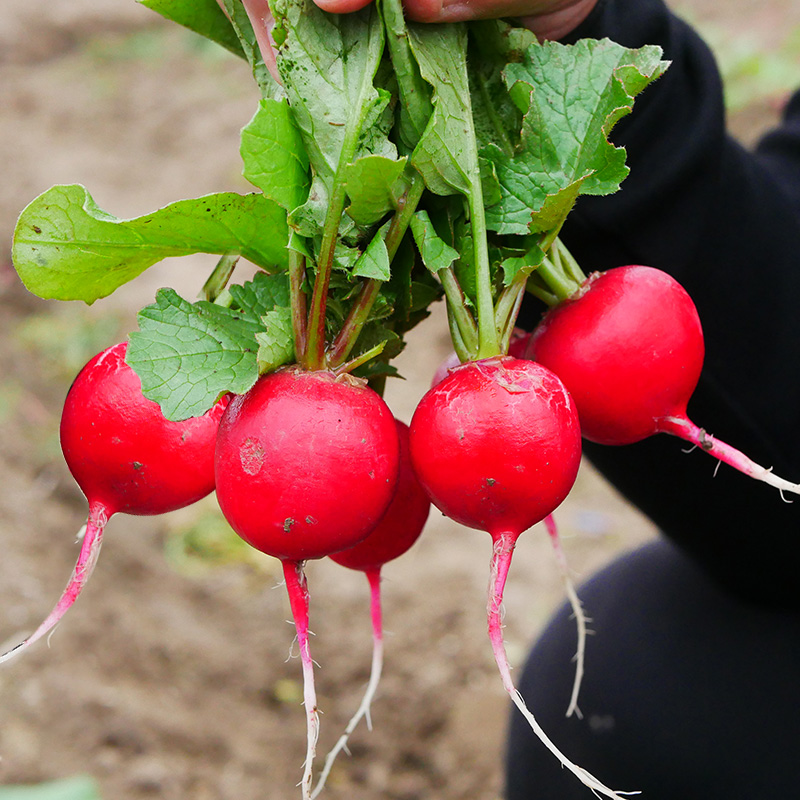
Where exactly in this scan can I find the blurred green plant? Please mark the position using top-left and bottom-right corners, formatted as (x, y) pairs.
(0, 776), (101, 800)
(13, 307), (124, 382)
(164, 506), (276, 576)
(676, 8), (800, 111)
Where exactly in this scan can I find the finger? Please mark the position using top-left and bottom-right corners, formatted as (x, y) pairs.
(313, 0), (374, 12)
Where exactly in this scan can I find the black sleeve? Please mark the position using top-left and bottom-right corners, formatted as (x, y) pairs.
(517, 0), (800, 608)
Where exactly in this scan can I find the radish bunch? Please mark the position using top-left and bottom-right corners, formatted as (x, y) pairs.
(9, 0), (799, 798)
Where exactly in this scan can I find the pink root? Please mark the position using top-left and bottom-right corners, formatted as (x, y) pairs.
(282, 559), (320, 800)
(488, 531), (638, 800)
(544, 514), (588, 719)
(660, 415), (800, 498)
(0, 504), (108, 664)
(311, 567), (384, 799)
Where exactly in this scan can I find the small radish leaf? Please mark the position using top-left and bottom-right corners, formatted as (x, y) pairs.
(256, 307), (295, 373)
(138, 0), (245, 59)
(409, 211), (459, 274)
(407, 24), (474, 197)
(352, 230), (391, 280)
(13, 186), (289, 303)
(344, 155), (409, 227)
(241, 98), (310, 212)
(128, 290), (264, 420)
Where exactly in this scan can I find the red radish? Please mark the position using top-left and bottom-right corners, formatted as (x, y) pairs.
(528, 265), (800, 495)
(410, 357), (629, 799)
(313, 420), (430, 798)
(214, 368), (400, 800)
(1, 342), (226, 664)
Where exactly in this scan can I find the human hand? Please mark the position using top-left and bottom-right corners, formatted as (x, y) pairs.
(313, 0), (599, 40)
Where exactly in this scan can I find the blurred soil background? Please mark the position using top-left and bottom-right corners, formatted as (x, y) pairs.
(0, 1), (797, 798)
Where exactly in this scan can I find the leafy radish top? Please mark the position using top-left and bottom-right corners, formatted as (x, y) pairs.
(10, 0), (667, 409)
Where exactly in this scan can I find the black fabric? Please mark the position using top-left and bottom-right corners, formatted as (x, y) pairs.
(506, 1), (800, 796)
(505, 540), (800, 799)
(516, 0), (800, 608)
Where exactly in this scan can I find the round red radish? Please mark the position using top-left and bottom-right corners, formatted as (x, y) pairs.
(527, 265), (704, 446)
(331, 420), (430, 572)
(1, 341), (226, 664)
(214, 368), (400, 562)
(61, 342), (226, 515)
(409, 356), (581, 537)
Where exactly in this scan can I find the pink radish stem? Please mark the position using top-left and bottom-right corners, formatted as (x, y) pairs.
(282, 560), (319, 800)
(543, 514), (588, 719)
(487, 531), (637, 800)
(0, 503), (108, 664)
(311, 567), (384, 799)
(660, 415), (800, 497)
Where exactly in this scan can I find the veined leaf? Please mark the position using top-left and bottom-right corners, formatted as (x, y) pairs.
(407, 23), (475, 197)
(128, 289), (265, 420)
(13, 185), (289, 303)
(484, 39), (669, 235)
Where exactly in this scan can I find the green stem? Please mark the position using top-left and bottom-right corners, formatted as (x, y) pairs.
(467, 167), (499, 359)
(535, 253), (579, 304)
(328, 174), (426, 368)
(440, 266), (478, 359)
(289, 249), (308, 364)
(202, 254), (239, 302)
(304, 178), (349, 371)
(495, 279), (526, 352)
(553, 237), (587, 284)
(332, 341), (387, 376)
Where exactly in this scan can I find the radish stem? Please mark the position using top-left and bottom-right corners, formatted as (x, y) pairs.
(311, 567), (384, 799)
(0, 503), (108, 664)
(282, 560), (319, 800)
(289, 249), (309, 364)
(543, 514), (588, 719)
(660, 415), (800, 497)
(487, 531), (637, 800)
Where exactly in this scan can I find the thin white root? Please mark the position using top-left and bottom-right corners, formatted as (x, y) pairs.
(489, 532), (637, 800)
(310, 635), (384, 799)
(544, 515), (588, 719)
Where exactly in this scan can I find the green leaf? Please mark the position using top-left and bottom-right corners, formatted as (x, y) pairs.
(380, 0), (433, 151)
(13, 185), (289, 303)
(409, 211), (459, 273)
(407, 23), (475, 196)
(241, 98), (310, 212)
(0, 776), (101, 800)
(272, 0), (393, 194)
(484, 39), (669, 235)
(468, 20), (534, 156)
(138, 0), (244, 58)
(500, 243), (545, 286)
(344, 155), (408, 227)
(352, 230), (391, 280)
(229, 271), (291, 317)
(127, 289), (264, 420)
(256, 307), (295, 372)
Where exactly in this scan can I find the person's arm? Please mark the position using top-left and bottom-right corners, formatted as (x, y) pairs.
(523, 0), (800, 608)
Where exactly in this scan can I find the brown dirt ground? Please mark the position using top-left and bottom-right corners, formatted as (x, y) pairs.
(0, 2), (794, 798)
